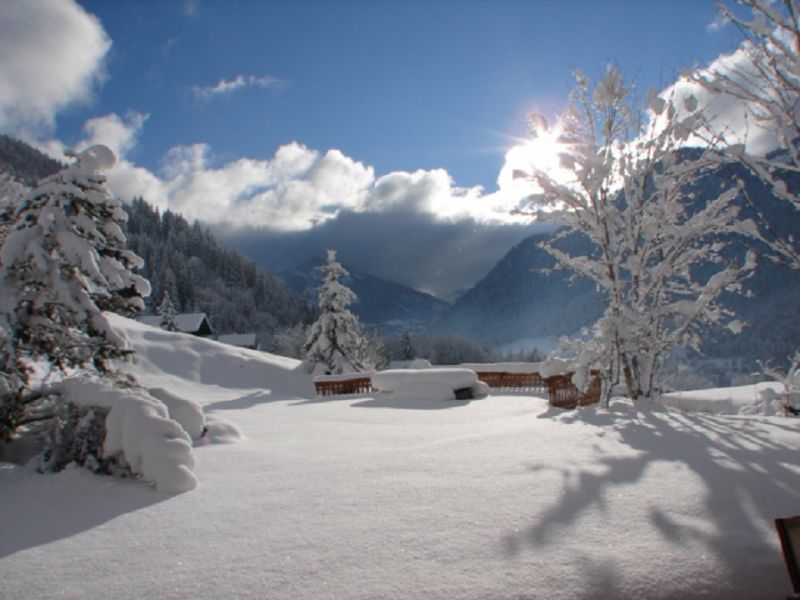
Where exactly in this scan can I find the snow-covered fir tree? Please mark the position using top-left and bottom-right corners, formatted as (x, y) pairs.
(302, 250), (369, 374)
(0, 145), (150, 441)
(158, 292), (179, 332)
(516, 67), (758, 401)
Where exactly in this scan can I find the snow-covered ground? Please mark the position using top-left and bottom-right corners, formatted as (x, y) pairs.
(1, 315), (799, 599)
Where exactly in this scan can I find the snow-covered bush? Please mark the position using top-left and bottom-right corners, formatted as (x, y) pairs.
(515, 67), (758, 401)
(303, 249), (372, 374)
(57, 378), (198, 492)
(744, 354), (800, 416)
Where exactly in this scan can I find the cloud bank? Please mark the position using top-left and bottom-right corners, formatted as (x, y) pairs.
(0, 0), (110, 135)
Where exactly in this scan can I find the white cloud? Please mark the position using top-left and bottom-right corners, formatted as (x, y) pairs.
(0, 0), (110, 134)
(659, 45), (781, 157)
(182, 0), (200, 16)
(706, 14), (730, 33)
(49, 112), (531, 232)
(192, 75), (286, 100)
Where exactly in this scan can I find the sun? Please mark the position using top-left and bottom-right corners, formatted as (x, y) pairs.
(497, 127), (574, 201)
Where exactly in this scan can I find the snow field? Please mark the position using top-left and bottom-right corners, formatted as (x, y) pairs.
(1, 316), (799, 599)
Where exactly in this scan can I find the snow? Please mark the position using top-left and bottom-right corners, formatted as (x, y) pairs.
(216, 333), (257, 348)
(662, 382), (785, 414)
(372, 368), (479, 391)
(1, 314), (799, 599)
(458, 362), (544, 373)
(138, 313), (210, 334)
(373, 368), (491, 401)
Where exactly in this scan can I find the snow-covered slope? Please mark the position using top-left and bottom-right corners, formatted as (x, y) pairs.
(110, 312), (315, 402)
(1, 315), (799, 599)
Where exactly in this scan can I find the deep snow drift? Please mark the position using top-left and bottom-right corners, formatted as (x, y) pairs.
(1, 315), (799, 599)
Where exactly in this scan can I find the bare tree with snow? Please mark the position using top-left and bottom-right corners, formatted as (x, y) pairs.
(515, 67), (758, 401)
(302, 249), (369, 374)
(688, 0), (800, 268)
(0, 145), (150, 441)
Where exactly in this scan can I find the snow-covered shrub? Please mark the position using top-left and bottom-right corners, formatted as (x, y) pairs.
(39, 402), (116, 475)
(59, 378), (198, 493)
(742, 355), (800, 416)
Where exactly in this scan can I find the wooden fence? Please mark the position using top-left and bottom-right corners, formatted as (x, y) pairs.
(314, 369), (602, 408)
(544, 372), (602, 409)
(314, 377), (374, 396)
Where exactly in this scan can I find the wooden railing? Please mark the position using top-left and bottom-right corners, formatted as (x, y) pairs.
(313, 369), (602, 409)
(314, 377), (374, 397)
(473, 371), (546, 391)
(544, 372), (602, 409)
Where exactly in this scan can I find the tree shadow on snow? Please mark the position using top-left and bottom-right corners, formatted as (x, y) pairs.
(0, 465), (173, 559)
(350, 396), (473, 410)
(503, 404), (800, 599)
(203, 390), (285, 412)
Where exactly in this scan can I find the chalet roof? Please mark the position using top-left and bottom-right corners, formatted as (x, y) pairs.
(217, 333), (258, 348)
(138, 313), (214, 336)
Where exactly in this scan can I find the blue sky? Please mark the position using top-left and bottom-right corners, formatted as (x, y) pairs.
(64, 0), (734, 188)
(0, 0), (750, 297)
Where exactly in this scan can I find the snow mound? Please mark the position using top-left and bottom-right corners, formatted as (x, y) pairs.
(392, 381), (456, 401)
(203, 414), (245, 444)
(60, 378), (197, 493)
(373, 368), (478, 392)
(662, 382), (784, 415)
(107, 312), (315, 402)
(373, 368), (489, 400)
(146, 387), (206, 439)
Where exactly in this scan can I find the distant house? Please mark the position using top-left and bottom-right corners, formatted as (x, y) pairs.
(138, 313), (215, 337)
(217, 333), (259, 351)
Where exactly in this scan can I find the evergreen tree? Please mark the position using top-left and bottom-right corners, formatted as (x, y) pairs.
(158, 292), (179, 331)
(302, 249), (369, 374)
(399, 330), (415, 360)
(0, 145), (150, 440)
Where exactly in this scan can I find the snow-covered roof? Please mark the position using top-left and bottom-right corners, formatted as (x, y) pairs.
(138, 313), (213, 335)
(217, 333), (258, 348)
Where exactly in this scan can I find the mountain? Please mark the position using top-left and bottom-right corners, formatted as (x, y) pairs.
(429, 230), (602, 349)
(279, 257), (450, 336)
(433, 158), (800, 370)
(0, 134), (63, 186)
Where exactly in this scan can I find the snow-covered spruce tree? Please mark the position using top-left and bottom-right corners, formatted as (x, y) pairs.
(158, 291), (179, 331)
(688, 0), (800, 269)
(302, 249), (370, 374)
(515, 67), (758, 401)
(0, 145), (150, 442)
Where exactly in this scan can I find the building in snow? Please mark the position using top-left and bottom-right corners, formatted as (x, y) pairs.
(138, 313), (215, 337)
